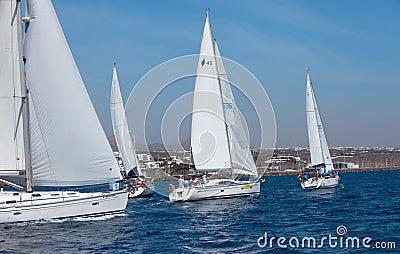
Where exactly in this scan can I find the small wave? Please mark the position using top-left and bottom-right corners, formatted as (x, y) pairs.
(10, 213), (127, 226)
(14, 218), (66, 226)
(72, 213), (126, 222)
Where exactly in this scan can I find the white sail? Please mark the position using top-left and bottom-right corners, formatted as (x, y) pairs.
(24, 0), (121, 186)
(0, 0), (26, 175)
(191, 11), (231, 171)
(306, 71), (333, 171)
(214, 41), (257, 177)
(111, 64), (142, 177)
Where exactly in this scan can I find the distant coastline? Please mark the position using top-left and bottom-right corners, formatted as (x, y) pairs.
(262, 167), (400, 177)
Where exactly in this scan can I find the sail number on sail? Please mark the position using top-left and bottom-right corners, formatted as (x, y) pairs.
(223, 102), (234, 109)
(201, 58), (213, 67)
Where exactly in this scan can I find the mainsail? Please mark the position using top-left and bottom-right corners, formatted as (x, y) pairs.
(111, 64), (142, 177)
(24, 0), (121, 186)
(0, 0), (26, 176)
(191, 11), (231, 171)
(306, 71), (333, 171)
(214, 41), (257, 176)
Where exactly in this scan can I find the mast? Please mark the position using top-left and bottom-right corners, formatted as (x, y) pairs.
(22, 59), (33, 192)
(21, 1), (33, 192)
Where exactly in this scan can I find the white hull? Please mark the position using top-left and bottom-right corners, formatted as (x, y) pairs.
(300, 176), (339, 190)
(128, 186), (154, 198)
(0, 189), (128, 224)
(169, 179), (261, 202)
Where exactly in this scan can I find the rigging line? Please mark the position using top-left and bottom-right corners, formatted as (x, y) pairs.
(13, 99), (23, 141)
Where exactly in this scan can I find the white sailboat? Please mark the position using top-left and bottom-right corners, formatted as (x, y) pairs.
(110, 64), (154, 198)
(0, 0), (128, 223)
(169, 10), (262, 201)
(298, 70), (340, 189)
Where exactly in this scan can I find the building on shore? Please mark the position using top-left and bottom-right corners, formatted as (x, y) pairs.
(334, 162), (359, 169)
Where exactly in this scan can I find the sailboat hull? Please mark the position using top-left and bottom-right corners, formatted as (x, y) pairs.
(0, 189), (128, 224)
(169, 179), (261, 202)
(128, 186), (154, 198)
(300, 176), (339, 190)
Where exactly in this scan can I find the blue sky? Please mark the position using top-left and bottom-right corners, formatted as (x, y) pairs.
(52, 0), (400, 147)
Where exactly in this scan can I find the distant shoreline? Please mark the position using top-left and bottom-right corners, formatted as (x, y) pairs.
(262, 167), (400, 177)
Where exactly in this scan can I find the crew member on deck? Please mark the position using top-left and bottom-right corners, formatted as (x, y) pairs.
(202, 174), (207, 184)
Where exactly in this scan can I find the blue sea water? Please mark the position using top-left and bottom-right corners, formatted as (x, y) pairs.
(0, 171), (399, 253)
